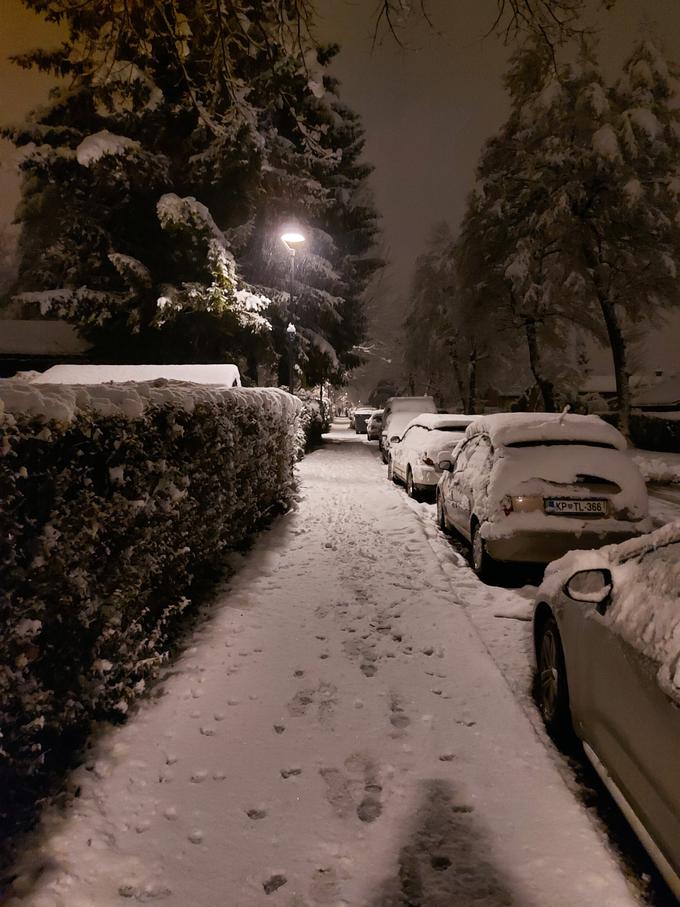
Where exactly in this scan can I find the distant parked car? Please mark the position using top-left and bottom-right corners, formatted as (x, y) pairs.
(436, 412), (650, 579)
(381, 396), (437, 464)
(388, 413), (478, 499)
(532, 524), (680, 898)
(366, 410), (384, 441)
(354, 406), (376, 435)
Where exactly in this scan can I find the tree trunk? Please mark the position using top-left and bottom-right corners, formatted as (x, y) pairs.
(524, 319), (556, 412)
(446, 337), (467, 411)
(597, 295), (632, 440)
(467, 347), (478, 414)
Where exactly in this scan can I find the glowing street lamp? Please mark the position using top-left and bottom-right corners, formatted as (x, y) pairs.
(281, 229), (305, 392)
(280, 229), (305, 303)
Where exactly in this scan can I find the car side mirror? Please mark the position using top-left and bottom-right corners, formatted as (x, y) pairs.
(390, 435), (400, 444)
(564, 568), (613, 613)
(437, 459), (453, 472)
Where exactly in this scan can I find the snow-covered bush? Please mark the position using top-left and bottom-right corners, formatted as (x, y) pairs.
(0, 380), (300, 822)
(295, 393), (332, 457)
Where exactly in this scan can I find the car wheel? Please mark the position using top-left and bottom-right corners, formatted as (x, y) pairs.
(536, 616), (573, 745)
(436, 492), (449, 533)
(470, 520), (496, 582)
(406, 468), (420, 500)
(387, 457), (397, 482)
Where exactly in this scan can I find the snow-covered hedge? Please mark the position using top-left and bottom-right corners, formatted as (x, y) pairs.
(295, 393), (332, 457)
(0, 379), (300, 821)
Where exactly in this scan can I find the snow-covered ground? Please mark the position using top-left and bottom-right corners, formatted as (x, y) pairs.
(629, 448), (680, 528)
(6, 424), (654, 906)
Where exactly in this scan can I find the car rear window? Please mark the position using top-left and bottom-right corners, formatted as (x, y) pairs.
(505, 440), (617, 450)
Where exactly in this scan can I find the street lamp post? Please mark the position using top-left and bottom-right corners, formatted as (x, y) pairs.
(280, 230), (305, 392)
(286, 322), (297, 391)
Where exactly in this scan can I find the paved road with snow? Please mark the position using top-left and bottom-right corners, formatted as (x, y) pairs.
(9, 424), (642, 907)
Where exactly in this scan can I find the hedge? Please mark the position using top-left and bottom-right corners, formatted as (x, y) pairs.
(630, 412), (680, 453)
(0, 380), (300, 839)
(296, 392), (332, 456)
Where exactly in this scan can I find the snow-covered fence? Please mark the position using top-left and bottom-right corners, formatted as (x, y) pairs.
(0, 380), (300, 818)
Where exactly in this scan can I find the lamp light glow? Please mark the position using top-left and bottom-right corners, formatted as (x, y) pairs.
(281, 231), (305, 247)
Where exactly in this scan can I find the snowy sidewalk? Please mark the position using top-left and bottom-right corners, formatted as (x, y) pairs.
(8, 425), (639, 907)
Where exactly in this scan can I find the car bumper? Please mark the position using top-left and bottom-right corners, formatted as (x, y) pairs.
(485, 527), (644, 564)
(411, 464), (441, 487)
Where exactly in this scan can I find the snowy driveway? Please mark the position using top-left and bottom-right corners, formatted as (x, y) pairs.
(9, 425), (641, 907)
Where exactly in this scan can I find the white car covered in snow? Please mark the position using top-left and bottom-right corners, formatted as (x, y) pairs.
(380, 396), (437, 463)
(388, 413), (478, 499)
(435, 412), (650, 579)
(532, 523), (680, 898)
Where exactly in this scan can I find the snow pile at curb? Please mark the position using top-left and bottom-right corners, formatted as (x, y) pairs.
(0, 379), (300, 825)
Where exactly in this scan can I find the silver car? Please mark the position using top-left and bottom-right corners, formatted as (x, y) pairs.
(533, 526), (680, 898)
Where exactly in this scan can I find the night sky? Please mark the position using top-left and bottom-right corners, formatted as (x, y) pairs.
(2, 0), (680, 385)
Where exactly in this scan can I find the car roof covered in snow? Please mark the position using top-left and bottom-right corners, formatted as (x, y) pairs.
(404, 413), (478, 432)
(383, 396), (437, 415)
(354, 406), (376, 414)
(465, 412), (627, 451)
(34, 363), (242, 387)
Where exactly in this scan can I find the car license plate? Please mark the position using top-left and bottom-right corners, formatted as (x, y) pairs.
(544, 498), (608, 515)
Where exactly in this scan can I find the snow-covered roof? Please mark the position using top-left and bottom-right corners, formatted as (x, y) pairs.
(0, 320), (90, 356)
(580, 374), (617, 394)
(405, 413), (478, 431)
(634, 374), (680, 408)
(465, 412), (627, 451)
(34, 363), (242, 387)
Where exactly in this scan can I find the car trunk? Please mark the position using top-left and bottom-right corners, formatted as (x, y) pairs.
(490, 444), (648, 522)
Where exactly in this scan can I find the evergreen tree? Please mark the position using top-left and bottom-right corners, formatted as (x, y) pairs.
(457, 41), (602, 412)
(6, 1), (379, 382)
(403, 222), (497, 412)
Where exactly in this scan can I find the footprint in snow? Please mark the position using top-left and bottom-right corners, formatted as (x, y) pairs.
(308, 865), (341, 904)
(246, 807), (267, 820)
(389, 694), (410, 730)
(263, 874), (288, 895)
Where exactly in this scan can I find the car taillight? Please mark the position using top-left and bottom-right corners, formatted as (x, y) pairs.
(510, 495), (543, 513)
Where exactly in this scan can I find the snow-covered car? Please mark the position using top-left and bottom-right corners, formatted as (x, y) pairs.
(435, 412), (650, 579)
(381, 396), (437, 463)
(388, 413), (478, 499)
(354, 406), (376, 435)
(532, 523), (680, 898)
(366, 409), (384, 441)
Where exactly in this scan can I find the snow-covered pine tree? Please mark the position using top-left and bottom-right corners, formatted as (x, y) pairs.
(6, 1), (379, 381)
(457, 40), (602, 412)
(596, 37), (680, 436)
(402, 223), (454, 401)
(403, 221), (493, 412)
(531, 37), (680, 435)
